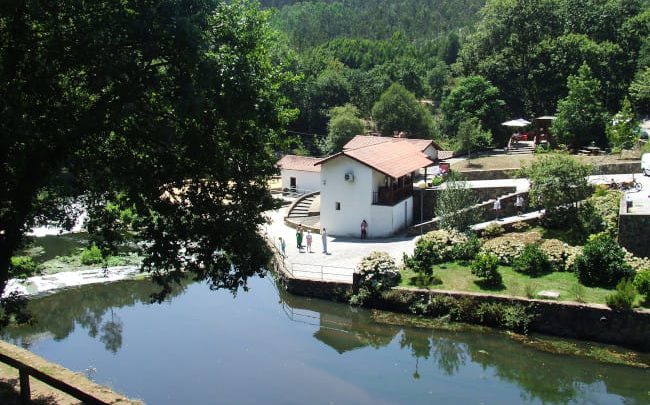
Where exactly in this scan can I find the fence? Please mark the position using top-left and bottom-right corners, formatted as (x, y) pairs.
(0, 350), (109, 404)
(287, 262), (354, 283)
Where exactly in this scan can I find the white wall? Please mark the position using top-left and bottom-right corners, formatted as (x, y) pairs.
(369, 196), (413, 237)
(423, 145), (438, 160)
(281, 169), (321, 193)
(320, 156), (373, 237)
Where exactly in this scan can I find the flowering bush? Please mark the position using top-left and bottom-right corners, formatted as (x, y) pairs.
(480, 231), (542, 265)
(624, 249), (650, 273)
(511, 221), (531, 232)
(351, 251), (400, 305)
(482, 222), (505, 238)
(403, 229), (470, 274)
(539, 239), (581, 272)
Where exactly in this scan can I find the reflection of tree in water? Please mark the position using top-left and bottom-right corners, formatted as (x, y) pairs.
(399, 328), (466, 377)
(99, 309), (123, 354)
(2, 278), (189, 353)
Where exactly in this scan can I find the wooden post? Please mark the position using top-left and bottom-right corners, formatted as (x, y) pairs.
(19, 367), (30, 404)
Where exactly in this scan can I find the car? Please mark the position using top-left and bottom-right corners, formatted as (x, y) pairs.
(643, 153), (650, 176)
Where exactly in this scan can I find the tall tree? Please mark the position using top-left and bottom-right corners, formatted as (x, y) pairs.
(321, 104), (365, 154)
(440, 76), (505, 144)
(371, 83), (433, 137)
(0, 0), (292, 310)
(607, 98), (641, 150)
(552, 64), (608, 147)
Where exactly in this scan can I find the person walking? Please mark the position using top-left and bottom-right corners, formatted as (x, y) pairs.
(306, 230), (313, 253)
(296, 225), (304, 251)
(321, 228), (328, 254)
(360, 219), (368, 239)
(515, 195), (524, 216)
(493, 198), (502, 221)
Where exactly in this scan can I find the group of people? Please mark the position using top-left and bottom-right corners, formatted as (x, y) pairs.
(278, 219), (371, 257)
(278, 224), (329, 256)
(493, 194), (525, 220)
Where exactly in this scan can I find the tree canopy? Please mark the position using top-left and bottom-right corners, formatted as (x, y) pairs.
(371, 83), (434, 137)
(0, 0), (292, 308)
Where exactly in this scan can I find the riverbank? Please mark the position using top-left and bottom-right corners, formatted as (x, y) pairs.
(3, 266), (145, 298)
(0, 340), (141, 404)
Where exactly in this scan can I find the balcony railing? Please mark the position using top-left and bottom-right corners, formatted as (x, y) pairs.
(372, 184), (413, 205)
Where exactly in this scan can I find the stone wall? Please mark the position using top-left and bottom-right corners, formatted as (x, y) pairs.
(618, 198), (650, 259)
(457, 161), (640, 181)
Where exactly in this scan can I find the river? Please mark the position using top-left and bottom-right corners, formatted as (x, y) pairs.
(2, 275), (650, 404)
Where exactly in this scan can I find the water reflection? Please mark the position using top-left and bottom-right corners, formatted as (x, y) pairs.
(2, 277), (649, 404)
(2, 279), (189, 352)
(277, 286), (650, 404)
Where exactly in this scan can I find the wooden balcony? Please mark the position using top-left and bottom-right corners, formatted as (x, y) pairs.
(372, 183), (413, 206)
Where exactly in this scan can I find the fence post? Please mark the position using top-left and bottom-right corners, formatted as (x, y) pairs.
(19, 367), (30, 404)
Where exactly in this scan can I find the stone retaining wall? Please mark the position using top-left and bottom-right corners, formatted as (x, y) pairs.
(618, 198), (650, 259)
(267, 236), (650, 351)
(458, 161), (640, 181)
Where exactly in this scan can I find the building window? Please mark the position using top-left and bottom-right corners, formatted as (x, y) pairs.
(335, 202), (341, 210)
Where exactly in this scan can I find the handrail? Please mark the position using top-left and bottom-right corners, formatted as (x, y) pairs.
(290, 262), (354, 283)
(0, 350), (109, 404)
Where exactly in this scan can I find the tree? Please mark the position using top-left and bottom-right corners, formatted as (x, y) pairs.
(607, 98), (641, 151)
(321, 104), (365, 154)
(522, 154), (592, 227)
(435, 172), (480, 232)
(552, 64), (608, 147)
(456, 118), (493, 159)
(440, 76), (505, 145)
(629, 67), (650, 114)
(371, 83), (433, 136)
(0, 1), (291, 315)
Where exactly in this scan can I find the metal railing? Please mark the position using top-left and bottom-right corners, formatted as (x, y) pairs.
(288, 262), (354, 283)
(372, 184), (413, 205)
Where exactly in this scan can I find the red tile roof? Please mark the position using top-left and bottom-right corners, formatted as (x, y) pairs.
(317, 141), (433, 179)
(343, 135), (442, 153)
(276, 155), (321, 172)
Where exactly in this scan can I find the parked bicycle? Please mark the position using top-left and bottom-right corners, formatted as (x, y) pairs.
(608, 175), (643, 192)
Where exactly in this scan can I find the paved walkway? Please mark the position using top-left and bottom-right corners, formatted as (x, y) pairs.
(263, 206), (418, 283)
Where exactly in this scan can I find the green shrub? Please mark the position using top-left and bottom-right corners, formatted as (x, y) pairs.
(9, 256), (41, 279)
(513, 244), (553, 276)
(605, 279), (637, 310)
(470, 253), (502, 286)
(429, 176), (445, 187)
(633, 270), (650, 297)
(511, 221), (531, 232)
(573, 233), (634, 288)
(403, 229), (469, 275)
(482, 222), (505, 237)
(451, 233), (481, 261)
(351, 251), (400, 306)
(80, 244), (103, 265)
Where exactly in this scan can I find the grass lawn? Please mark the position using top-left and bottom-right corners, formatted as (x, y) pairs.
(451, 153), (638, 172)
(400, 261), (648, 308)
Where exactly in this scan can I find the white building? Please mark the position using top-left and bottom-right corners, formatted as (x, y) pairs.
(277, 155), (321, 194)
(316, 138), (434, 238)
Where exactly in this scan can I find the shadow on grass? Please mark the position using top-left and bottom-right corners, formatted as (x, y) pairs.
(474, 279), (506, 292)
(409, 274), (442, 289)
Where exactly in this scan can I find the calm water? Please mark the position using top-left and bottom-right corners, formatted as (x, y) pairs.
(3, 275), (650, 404)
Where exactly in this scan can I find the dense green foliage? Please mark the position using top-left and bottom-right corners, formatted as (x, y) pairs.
(371, 83), (433, 136)
(321, 104), (365, 154)
(80, 244), (104, 266)
(522, 154), (592, 227)
(470, 253), (502, 286)
(552, 64), (608, 147)
(607, 98), (642, 150)
(403, 229), (473, 275)
(633, 269), (650, 297)
(513, 244), (553, 276)
(574, 233), (635, 288)
(605, 279), (637, 310)
(435, 172), (480, 231)
(9, 256), (40, 279)
(1, 1), (292, 309)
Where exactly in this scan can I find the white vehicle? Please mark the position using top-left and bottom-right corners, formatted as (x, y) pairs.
(643, 153), (650, 176)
